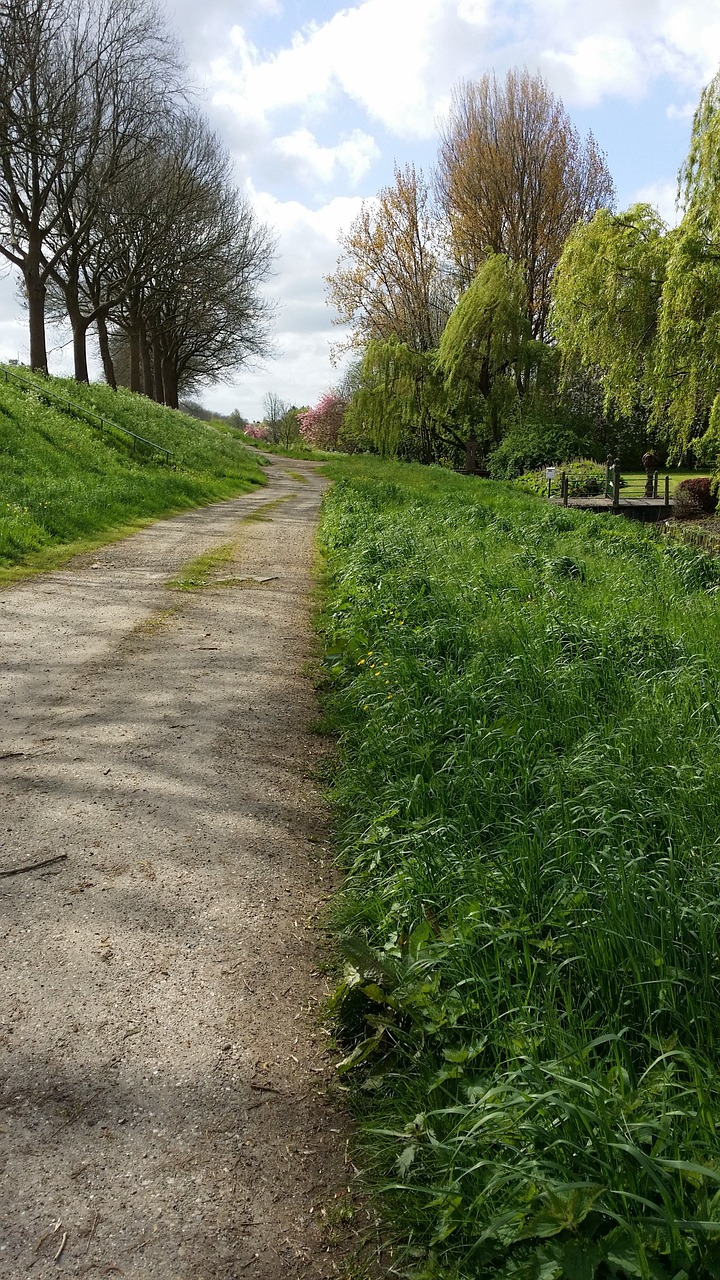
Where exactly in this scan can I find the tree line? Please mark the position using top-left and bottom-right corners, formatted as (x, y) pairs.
(553, 72), (720, 467)
(0, 0), (274, 408)
(326, 67), (720, 474)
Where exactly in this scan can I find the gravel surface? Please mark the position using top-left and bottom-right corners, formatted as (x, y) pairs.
(0, 457), (352, 1278)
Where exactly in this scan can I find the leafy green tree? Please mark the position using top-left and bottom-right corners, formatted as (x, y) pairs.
(551, 204), (671, 419)
(651, 71), (720, 451)
(345, 338), (459, 463)
(436, 254), (531, 454)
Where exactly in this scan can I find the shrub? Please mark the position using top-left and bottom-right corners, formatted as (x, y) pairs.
(674, 476), (718, 519)
(488, 418), (591, 479)
(243, 422), (268, 441)
(517, 457), (608, 497)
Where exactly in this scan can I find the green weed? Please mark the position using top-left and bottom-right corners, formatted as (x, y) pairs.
(318, 456), (720, 1280)
(166, 543), (238, 591)
(242, 495), (294, 521)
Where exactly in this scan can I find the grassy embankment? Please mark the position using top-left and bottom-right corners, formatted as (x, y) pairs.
(0, 369), (265, 576)
(318, 456), (720, 1280)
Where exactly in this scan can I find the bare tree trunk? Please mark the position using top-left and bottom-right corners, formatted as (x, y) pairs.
(140, 321), (153, 398)
(67, 302), (90, 382)
(152, 341), (164, 404)
(129, 327), (141, 393)
(96, 314), (116, 389)
(25, 242), (48, 373)
(161, 356), (178, 409)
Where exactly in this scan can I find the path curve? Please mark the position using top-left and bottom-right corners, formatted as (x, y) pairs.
(0, 457), (350, 1278)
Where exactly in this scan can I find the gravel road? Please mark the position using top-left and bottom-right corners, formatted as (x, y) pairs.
(0, 457), (351, 1278)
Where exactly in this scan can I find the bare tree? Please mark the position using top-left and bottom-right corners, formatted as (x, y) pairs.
(0, 0), (182, 373)
(436, 69), (615, 342)
(263, 391), (290, 443)
(96, 110), (273, 407)
(326, 163), (450, 354)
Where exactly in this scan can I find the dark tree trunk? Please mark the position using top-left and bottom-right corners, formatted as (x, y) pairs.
(465, 434), (478, 474)
(96, 313), (116, 389)
(67, 302), (90, 383)
(140, 323), (153, 399)
(152, 341), (164, 404)
(25, 245), (48, 373)
(129, 327), (141, 393)
(161, 357), (178, 410)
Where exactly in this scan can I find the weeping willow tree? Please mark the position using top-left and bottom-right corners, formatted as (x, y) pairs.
(436, 254), (531, 463)
(551, 204), (671, 419)
(651, 70), (720, 456)
(344, 337), (460, 463)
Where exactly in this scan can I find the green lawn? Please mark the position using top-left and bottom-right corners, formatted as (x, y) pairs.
(318, 456), (720, 1280)
(0, 368), (265, 574)
(620, 469), (704, 498)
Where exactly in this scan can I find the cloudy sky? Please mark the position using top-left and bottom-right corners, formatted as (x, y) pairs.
(2, 0), (720, 418)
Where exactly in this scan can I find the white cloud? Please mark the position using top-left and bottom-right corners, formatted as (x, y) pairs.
(542, 35), (647, 105)
(270, 128), (380, 187)
(535, 0), (720, 105)
(632, 180), (682, 228)
(206, 0), (720, 145)
(667, 100), (698, 120)
(209, 0), (493, 140)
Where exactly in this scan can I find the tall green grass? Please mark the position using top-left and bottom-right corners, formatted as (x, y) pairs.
(0, 371), (265, 568)
(318, 457), (720, 1279)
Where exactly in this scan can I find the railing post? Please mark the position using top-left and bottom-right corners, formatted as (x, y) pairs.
(605, 454), (613, 498)
(613, 458), (621, 508)
(664, 475), (670, 506)
(561, 471), (568, 507)
(653, 471), (659, 499)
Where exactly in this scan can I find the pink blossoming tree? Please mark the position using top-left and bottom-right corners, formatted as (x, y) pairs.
(298, 392), (346, 449)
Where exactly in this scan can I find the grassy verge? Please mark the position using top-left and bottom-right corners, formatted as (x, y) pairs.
(318, 456), (720, 1280)
(0, 369), (265, 571)
(235, 430), (342, 461)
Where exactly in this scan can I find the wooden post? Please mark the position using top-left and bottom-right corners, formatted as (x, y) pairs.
(605, 454), (613, 499)
(664, 475), (670, 506)
(613, 459), (621, 508)
(653, 471), (659, 499)
(547, 477), (552, 499)
(561, 472), (568, 507)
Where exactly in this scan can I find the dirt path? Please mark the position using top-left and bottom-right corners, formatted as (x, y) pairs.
(0, 457), (351, 1278)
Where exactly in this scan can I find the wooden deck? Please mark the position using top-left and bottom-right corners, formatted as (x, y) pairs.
(551, 496), (673, 522)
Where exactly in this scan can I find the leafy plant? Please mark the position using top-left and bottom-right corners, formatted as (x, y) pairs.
(518, 458), (608, 497)
(317, 456), (720, 1279)
(674, 476), (719, 519)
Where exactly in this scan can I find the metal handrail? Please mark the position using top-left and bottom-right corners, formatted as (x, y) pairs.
(1, 365), (172, 463)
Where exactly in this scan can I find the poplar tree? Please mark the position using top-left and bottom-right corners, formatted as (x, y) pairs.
(437, 69), (614, 341)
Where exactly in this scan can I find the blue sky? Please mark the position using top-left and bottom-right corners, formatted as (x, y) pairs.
(1, 0), (719, 418)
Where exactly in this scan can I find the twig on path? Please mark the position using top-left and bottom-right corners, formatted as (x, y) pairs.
(0, 751), (25, 760)
(85, 1212), (99, 1253)
(0, 853), (68, 878)
(53, 1232), (68, 1262)
(250, 1082), (283, 1095)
